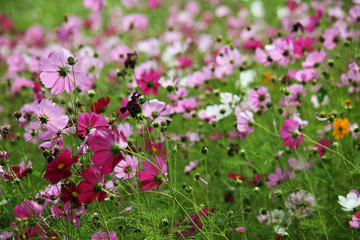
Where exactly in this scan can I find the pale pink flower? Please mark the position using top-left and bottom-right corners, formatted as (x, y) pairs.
(33, 99), (69, 132)
(114, 155), (138, 180)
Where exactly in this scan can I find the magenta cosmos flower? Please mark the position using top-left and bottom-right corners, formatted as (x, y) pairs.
(33, 99), (69, 132)
(44, 148), (79, 184)
(77, 112), (109, 136)
(236, 111), (255, 134)
(88, 127), (128, 174)
(139, 157), (168, 190)
(40, 48), (87, 95)
(114, 155), (138, 180)
(78, 167), (107, 204)
(280, 119), (304, 150)
(137, 70), (161, 95)
(143, 99), (173, 123)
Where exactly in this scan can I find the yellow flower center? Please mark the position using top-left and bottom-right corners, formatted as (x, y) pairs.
(57, 163), (66, 170)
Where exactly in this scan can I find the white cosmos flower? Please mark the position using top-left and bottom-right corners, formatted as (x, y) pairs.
(338, 192), (360, 211)
(220, 92), (241, 108)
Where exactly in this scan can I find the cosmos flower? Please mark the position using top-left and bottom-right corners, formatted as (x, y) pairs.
(44, 148), (79, 184)
(280, 119), (304, 150)
(39, 48), (87, 95)
(78, 167), (107, 204)
(77, 112), (109, 136)
(332, 118), (349, 140)
(137, 70), (161, 95)
(114, 155), (138, 180)
(142, 99), (173, 123)
(33, 99), (69, 132)
(88, 127), (128, 174)
(139, 157), (168, 190)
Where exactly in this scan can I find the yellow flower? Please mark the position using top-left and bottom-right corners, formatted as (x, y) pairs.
(332, 118), (350, 140)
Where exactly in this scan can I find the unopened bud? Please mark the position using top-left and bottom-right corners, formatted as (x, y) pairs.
(88, 90), (95, 98)
(201, 146), (208, 155)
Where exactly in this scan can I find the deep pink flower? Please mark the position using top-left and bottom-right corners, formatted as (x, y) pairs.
(143, 99), (173, 123)
(12, 200), (46, 238)
(139, 157), (168, 190)
(280, 119), (304, 150)
(137, 70), (161, 95)
(236, 111), (255, 134)
(40, 48), (87, 95)
(88, 127), (128, 174)
(176, 56), (192, 69)
(349, 212), (360, 229)
(148, 0), (162, 9)
(294, 36), (313, 57)
(78, 167), (107, 204)
(77, 112), (109, 136)
(44, 148), (79, 184)
(114, 155), (138, 180)
(33, 99), (69, 132)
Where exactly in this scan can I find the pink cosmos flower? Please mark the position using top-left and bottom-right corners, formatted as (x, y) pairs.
(148, 0), (162, 9)
(235, 227), (245, 232)
(349, 211), (360, 229)
(248, 86), (271, 113)
(83, 0), (105, 12)
(44, 148), (79, 184)
(33, 99), (69, 132)
(266, 38), (294, 66)
(255, 47), (272, 66)
(139, 157), (168, 190)
(236, 111), (255, 134)
(88, 127), (128, 174)
(294, 68), (317, 83)
(7, 54), (26, 73)
(285, 190), (315, 218)
(288, 156), (312, 171)
(302, 50), (326, 69)
(267, 167), (296, 188)
(143, 99), (173, 123)
(77, 112), (109, 136)
(159, 76), (180, 91)
(137, 70), (161, 95)
(174, 97), (198, 113)
(51, 202), (86, 228)
(114, 155), (138, 180)
(323, 27), (341, 50)
(78, 167), (107, 204)
(184, 160), (198, 172)
(280, 119), (304, 150)
(122, 14), (149, 32)
(348, 6), (360, 24)
(110, 44), (132, 63)
(91, 231), (118, 240)
(39, 48), (87, 95)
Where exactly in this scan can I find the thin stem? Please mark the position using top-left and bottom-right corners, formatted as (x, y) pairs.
(96, 199), (111, 239)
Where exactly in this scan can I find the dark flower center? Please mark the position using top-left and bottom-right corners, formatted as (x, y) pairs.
(111, 144), (122, 154)
(259, 95), (265, 101)
(39, 115), (48, 124)
(147, 81), (154, 88)
(152, 112), (159, 119)
(125, 166), (132, 173)
(93, 183), (103, 193)
(58, 66), (70, 78)
(283, 50), (289, 56)
(154, 174), (163, 183)
(292, 130), (300, 138)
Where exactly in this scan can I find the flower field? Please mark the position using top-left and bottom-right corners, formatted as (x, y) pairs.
(1, 0), (360, 239)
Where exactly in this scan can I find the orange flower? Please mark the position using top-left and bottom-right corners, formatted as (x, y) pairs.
(264, 70), (271, 83)
(332, 118), (350, 140)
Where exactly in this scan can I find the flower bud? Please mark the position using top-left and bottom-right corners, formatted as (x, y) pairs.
(328, 59), (334, 67)
(201, 146), (208, 155)
(162, 218), (169, 226)
(252, 187), (259, 193)
(87, 90), (95, 98)
(14, 111), (22, 120)
(67, 56), (76, 65)
(152, 121), (159, 128)
(185, 186), (193, 193)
